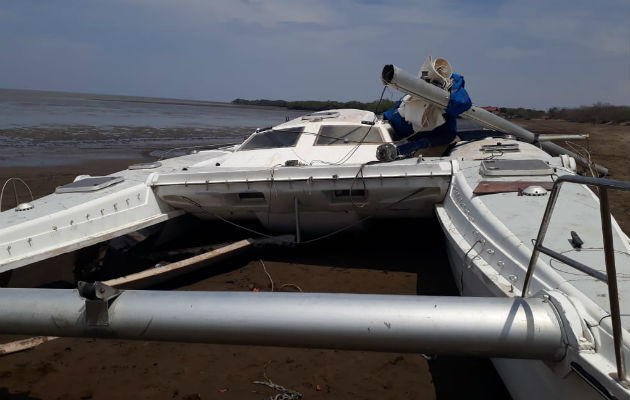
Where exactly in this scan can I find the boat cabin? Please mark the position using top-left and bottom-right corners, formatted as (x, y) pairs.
(213, 109), (394, 168)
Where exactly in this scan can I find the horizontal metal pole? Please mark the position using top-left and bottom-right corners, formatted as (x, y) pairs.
(0, 289), (565, 360)
(536, 134), (588, 141)
(554, 174), (630, 192)
(537, 245), (607, 281)
(540, 142), (608, 176)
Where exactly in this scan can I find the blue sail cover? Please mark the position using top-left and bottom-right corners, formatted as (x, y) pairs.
(445, 74), (472, 118)
(382, 101), (414, 140)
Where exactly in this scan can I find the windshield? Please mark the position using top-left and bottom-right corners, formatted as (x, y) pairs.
(315, 124), (384, 145)
(239, 127), (304, 151)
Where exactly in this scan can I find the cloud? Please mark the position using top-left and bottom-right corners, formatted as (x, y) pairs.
(0, 0), (627, 108)
(119, 0), (339, 28)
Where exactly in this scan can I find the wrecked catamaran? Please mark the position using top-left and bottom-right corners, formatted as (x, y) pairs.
(0, 62), (629, 399)
(0, 108), (453, 271)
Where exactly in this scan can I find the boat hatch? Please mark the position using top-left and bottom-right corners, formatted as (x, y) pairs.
(302, 111), (339, 121)
(481, 143), (519, 153)
(128, 161), (162, 170)
(480, 159), (553, 176)
(315, 125), (384, 145)
(55, 176), (124, 193)
(239, 127), (304, 151)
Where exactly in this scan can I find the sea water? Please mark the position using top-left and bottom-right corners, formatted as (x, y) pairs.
(0, 89), (305, 166)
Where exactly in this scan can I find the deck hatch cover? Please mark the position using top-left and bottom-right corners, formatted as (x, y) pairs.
(481, 143), (520, 153)
(302, 111), (339, 120)
(128, 161), (162, 170)
(480, 159), (553, 176)
(55, 176), (124, 193)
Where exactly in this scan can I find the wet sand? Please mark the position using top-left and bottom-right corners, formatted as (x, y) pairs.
(0, 247), (509, 400)
(0, 119), (627, 399)
(0, 157), (510, 399)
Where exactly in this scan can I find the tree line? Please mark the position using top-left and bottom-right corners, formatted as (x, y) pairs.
(232, 98), (397, 114)
(233, 99), (629, 124)
(500, 103), (629, 124)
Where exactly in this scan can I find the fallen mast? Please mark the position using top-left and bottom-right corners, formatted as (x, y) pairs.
(380, 64), (608, 176)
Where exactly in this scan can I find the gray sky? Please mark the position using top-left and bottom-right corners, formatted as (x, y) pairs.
(1, 0), (628, 109)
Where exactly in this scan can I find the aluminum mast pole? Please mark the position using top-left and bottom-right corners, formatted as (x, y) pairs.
(381, 64), (608, 176)
(0, 288), (565, 360)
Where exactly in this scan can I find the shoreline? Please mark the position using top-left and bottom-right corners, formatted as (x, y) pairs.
(0, 88), (291, 112)
(2, 118), (627, 232)
(4, 88), (629, 124)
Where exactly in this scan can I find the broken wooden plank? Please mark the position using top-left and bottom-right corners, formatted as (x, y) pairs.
(0, 239), (253, 355)
(103, 238), (253, 289)
(0, 336), (58, 356)
(150, 243), (227, 260)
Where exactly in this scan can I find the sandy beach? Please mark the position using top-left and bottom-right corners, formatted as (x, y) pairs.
(0, 119), (627, 399)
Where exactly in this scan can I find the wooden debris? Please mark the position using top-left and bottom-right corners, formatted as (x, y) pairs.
(0, 238), (253, 355)
(0, 336), (58, 356)
(105, 238), (253, 289)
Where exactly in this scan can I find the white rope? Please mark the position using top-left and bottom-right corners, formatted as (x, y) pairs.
(253, 361), (303, 400)
(279, 283), (303, 292)
(259, 259), (275, 292)
(564, 140), (596, 178)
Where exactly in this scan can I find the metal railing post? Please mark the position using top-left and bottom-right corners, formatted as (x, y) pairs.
(598, 188), (626, 382)
(521, 181), (563, 297)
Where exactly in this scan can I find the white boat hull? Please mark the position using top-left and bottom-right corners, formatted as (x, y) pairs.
(439, 216), (610, 399)
(435, 137), (630, 400)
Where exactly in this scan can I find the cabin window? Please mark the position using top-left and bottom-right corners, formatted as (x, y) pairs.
(315, 125), (384, 145)
(239, 127), (304, 151)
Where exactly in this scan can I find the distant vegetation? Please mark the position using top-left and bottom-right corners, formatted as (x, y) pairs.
(546, 103), (630, 124)
(233, 98), (629, 125)
(232, 98), (397, 113)
(498, 107), (546, 120)
(500, 103), (630, 124)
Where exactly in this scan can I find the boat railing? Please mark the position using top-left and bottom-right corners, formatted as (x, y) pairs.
(522, 174), (630, 384)
(0, 177), (35, 212)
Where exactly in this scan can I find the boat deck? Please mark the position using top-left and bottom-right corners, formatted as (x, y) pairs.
(0, 151), (226, 273)
(446, 137), (630, 327)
